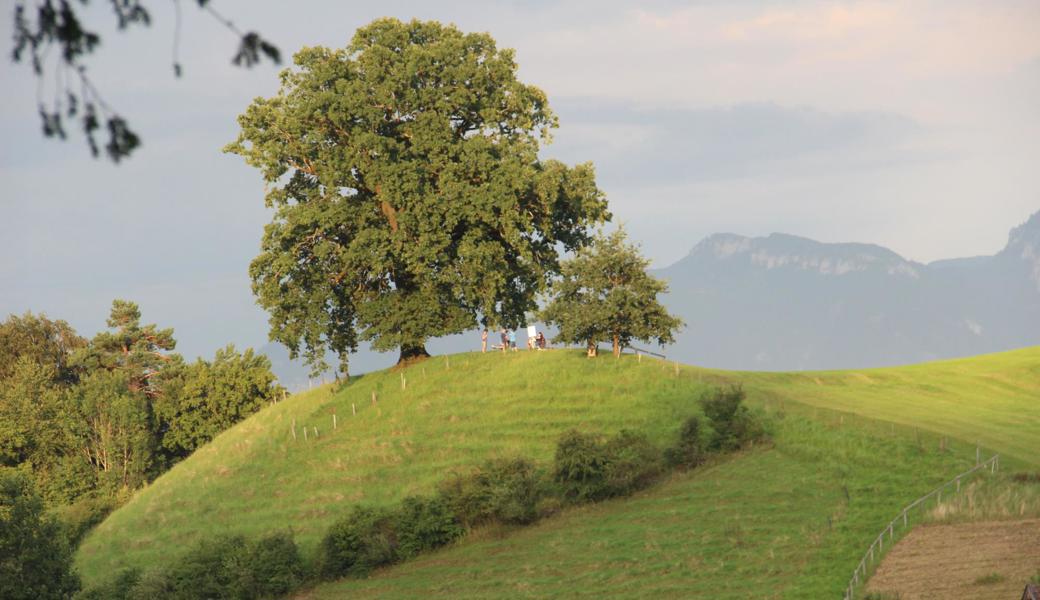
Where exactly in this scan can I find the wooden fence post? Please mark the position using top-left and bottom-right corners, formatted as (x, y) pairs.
(333, 411), (337, 430)
(352, 403), (356, 416)
(291, 418), (296, 441)
(400, 372), (407, 390)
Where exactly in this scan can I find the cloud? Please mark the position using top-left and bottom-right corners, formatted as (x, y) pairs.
(547, 101), (923, 188)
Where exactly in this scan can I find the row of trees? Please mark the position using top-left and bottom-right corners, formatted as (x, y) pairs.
(0, 301), (282, 516)
(227, 18), (680, 372)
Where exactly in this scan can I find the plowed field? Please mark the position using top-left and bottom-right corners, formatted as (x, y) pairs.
(866, 519), (1040, 599)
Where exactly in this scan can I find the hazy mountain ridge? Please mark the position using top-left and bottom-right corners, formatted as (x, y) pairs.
(655, 210), (1040, 370)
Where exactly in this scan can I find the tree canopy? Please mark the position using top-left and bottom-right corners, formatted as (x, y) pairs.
(73, 299), (176, 397)
(0, 301), (282, 508)
(227, 17), (610, 371)
(0, 311), (85, 384)
(540, 228), (683, 357)
(0, 467), (81, 599)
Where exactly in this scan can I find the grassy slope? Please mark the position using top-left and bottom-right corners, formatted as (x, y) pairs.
(77, 351), (716, 581)
(76, 347), (1040, 598)
(305, 414), (977, 599)
(737, 346), (1040, 467)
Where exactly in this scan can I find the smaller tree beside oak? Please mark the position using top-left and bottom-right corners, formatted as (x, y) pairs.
(540, 229), (683, 357)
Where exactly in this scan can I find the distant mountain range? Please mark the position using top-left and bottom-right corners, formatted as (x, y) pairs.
(261, 210), (1040, 386)
(655, 210), (1040, 370)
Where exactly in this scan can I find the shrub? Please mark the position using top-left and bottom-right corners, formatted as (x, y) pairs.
(75, 568), (141, 600)
(230, 531), (304, 598)
(553, 429), (663, 503)
(318, 506), (400, 580)
(124, 569), (172, 600)
(699, 385), (767, 451)
(163, 534), (247, 599)
(603, 430), (664, 496)
(553, 430), (612, 503)
(59, 493), (119, 548)
(439, 457), (544, 527)
(664, 415), (708, 469)
(395, 496), (464, 558)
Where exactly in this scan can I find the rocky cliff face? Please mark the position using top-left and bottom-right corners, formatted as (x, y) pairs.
(1000, 211), (1040, 292)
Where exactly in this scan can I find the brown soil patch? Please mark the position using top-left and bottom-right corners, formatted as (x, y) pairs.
(866, 519), (1040, 600)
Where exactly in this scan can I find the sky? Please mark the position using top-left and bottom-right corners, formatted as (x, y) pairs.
(1, 0), (1038, 364)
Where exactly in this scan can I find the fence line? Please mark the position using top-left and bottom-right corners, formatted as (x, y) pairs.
(626, 345), (667, 359)
(843, 453), (1000, 600)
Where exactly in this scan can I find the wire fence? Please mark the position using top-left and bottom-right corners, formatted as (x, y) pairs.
(843, 453), (1000, 600)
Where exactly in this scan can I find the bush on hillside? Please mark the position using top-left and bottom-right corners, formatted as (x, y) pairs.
(602, 430), (664, 496)
(124, 569), (173, 600)
(75, 568), (140, 600)
(0, 467), (81, 600)
(553, 430), (612, 503)
(665, 415), (708, 469)
(439, 457), (544, 527)
(79, 530), (307, 599)
(318, 506), (399, 580)
(699, 385), (768, 451)
(59, 493), (120, 548)
(227, 531), (305, 599)
(395, 495), (464, 558)
(163, 534), (247, 599)
(553, 429), (663, 503)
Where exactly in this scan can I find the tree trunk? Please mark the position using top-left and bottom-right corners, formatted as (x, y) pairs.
(612, 334), (620, 358)
(398, 343), (430, 365)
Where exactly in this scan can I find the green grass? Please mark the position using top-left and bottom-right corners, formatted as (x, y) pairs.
(305, 412), (977, 599)
(734, 347), (1040, 467)
(76, 351), (716, 582)
(74, 346), (1040, 598)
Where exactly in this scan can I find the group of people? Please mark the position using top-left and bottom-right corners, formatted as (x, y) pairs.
(481, 327), (546, 352)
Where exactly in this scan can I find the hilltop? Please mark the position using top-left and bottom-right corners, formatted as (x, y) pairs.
(75, 347), (1040, 597)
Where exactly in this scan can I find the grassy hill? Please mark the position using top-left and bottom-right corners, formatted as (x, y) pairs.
(75, 347), (1040, 597)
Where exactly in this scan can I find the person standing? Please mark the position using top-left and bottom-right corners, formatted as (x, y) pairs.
(508, 329), (517, 351)
(481, 328), (488, 353)
(500, 328), (508, 352)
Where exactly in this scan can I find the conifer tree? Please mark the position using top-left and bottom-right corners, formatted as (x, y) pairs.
(74, 300), (175, 397)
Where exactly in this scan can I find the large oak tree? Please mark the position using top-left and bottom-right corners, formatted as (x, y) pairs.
(227, 18), (610, 371)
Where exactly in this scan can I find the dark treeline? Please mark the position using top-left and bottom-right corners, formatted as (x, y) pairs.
(0, 300), (283, 546)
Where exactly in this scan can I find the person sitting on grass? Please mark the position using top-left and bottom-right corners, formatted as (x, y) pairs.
(536, 331), (547, 350)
